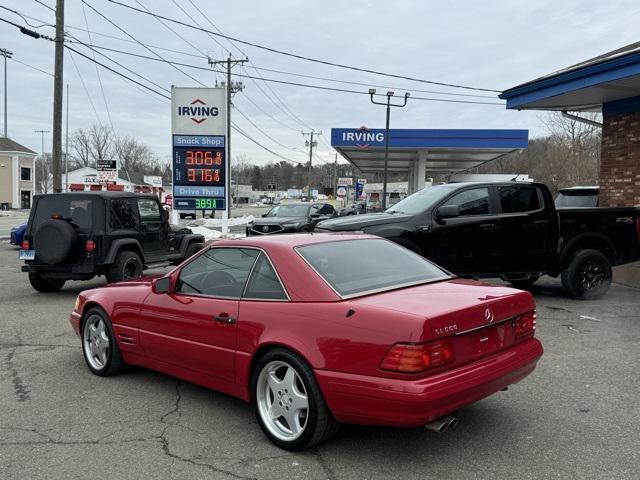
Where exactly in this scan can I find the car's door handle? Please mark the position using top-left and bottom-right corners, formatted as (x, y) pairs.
(479, 223), (498, 230)
(213, 314), (236, 324)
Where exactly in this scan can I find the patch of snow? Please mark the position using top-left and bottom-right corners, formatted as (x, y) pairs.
(188, 226), (246, 242)
(187, 215), (255, 228)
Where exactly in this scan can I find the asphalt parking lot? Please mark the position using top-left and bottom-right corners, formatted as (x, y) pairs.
(1, 242), (638, 480)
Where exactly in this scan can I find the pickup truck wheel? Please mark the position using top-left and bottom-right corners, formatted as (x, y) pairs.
(561, 249), (612, 300)
(106, 251), (143, 283)
(28, 273), (65, 292)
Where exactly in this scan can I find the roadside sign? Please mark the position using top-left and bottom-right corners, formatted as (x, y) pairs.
(97, 159), (117, 184)
(171, 87), (227, 211)
(144, 175), (163, 187)
(267, 183), (277, 191)
(337, 186), (347, 198)
(338, 177), (353, 186)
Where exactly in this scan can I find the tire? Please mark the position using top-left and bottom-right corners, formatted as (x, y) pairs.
(183, 242), (203, 261)
(561, 249), (612, 300)
(106, 251), (143, 283)
(34, 219), (77, 264)
(28, 272), (65, 292)
(252, 349), (339, 451)
(81, 307), (125, 376)
(509, 275), (540, 290)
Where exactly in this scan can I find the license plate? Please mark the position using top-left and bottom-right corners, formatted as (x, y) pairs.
(19, 250), (35, 260)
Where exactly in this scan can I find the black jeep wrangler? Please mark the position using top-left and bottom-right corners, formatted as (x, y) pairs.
(20, 192), (205, 292)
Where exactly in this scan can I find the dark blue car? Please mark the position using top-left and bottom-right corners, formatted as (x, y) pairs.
(10, 223), (27, 246)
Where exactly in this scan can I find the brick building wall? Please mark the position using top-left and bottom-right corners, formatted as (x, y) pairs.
(599, 111), (640, 207)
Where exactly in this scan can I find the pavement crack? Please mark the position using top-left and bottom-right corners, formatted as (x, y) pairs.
(5, 348), (30, 402)
(155, 382), (257, 480)
(0, 343), (75, 350)
(315, 446), (339, 480)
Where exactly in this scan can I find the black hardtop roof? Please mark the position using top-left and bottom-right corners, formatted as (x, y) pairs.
(34, 191), (159, 201)
(443, 181), (541, 188)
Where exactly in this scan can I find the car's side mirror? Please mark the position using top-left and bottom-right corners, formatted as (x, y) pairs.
(261, 213), (267, 218)
(436, 205), (460, 220)
(153, 276), (172, 294)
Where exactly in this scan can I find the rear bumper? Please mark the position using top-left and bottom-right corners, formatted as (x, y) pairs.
(22, 262), (96, 279)
(315, 337), (543, 427)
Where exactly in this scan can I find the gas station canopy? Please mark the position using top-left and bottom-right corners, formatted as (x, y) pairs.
(330, 128), (528, 176)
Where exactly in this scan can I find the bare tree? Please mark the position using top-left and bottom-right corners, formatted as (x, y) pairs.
(70, 124), (115, 168)
(70, 128), (92, 168)
(35, 153), (53, 194)
(115, 135), (157, 174)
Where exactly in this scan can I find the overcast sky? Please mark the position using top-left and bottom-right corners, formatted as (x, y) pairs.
(1, 0), (639, 167)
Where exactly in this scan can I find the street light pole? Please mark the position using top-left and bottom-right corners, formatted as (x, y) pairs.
(369, 89), (409, 210)
(0, 48), (12, 138)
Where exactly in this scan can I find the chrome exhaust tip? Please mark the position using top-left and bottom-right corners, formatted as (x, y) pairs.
(425, 415), (458, 433)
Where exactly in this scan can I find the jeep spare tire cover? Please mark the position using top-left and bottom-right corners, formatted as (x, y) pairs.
(34, 219), (77, 264)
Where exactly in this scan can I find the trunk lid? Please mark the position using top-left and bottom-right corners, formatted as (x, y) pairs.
(351, 278), (535, 368)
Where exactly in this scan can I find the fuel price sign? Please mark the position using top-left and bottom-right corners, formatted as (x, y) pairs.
(172, 135), (226, 211)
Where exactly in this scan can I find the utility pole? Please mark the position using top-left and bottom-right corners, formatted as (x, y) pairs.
(208, 55), (248, 226)
(35, 130), (50, 158)
(368, 89), (410, 209)
(0, 48), (12, 138)
(65, 83), (69, 191)
(302, 130), (321, 200)
(52, 0), (65, 193)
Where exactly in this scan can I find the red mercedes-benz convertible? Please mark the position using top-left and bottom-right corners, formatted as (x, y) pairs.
(70, 233), (543, 450)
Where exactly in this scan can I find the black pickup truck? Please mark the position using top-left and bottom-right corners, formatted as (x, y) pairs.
(316, 182), (640, 299)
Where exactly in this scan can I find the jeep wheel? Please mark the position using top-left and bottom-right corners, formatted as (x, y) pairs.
(106, 251), (143, 283)
(561, 249), (612, 300)
(184, 242), (203, 261)
(28, 273), (66, 292)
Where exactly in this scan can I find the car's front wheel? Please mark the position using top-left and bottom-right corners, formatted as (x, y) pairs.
(252, 349), (338, 451)
(81, 307), (125, 376)
(28, 272), (66, 292)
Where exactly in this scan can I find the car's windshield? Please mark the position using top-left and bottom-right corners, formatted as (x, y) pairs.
(266, 205), (310, 217)
(555, 191), (598, 207)
(32, 196), (97, 231)
(385, 184), (459, 215)
(297, 238), (450, 297)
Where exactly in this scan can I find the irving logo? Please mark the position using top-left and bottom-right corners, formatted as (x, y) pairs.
(177, 99), (219, 124)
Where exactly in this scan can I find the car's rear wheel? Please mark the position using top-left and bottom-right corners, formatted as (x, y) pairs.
(81, 307), (125, 376)
(252, 349), (338, 451)
(106, 251), (143, 283)
(28, 272), (65, 292)
(561, 249), (612, 300)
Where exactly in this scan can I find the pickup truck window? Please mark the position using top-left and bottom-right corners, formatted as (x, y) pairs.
(386, 184), (458, 214)
(443, 188), (490, 216)
(498, 186), (541, 213)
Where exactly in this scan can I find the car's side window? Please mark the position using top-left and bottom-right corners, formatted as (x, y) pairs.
(110, 199), (138, 230)
(176, 248), (259, 298)
(137, 199), (161, 223)
(443, 188), (490, 216)
(243, 253), (288, 300)
(498, 186), (541, 213)
(319, 204), (335, 215)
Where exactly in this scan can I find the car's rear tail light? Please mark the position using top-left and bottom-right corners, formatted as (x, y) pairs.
(380, 338), (456, 373)
(636, 217), (640, 242)
(85, 240), (96, 252)
(21, 240), (30, 250)
(513, 311), (536, 339)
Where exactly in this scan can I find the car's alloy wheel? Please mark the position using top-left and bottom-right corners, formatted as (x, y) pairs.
(256, 360), (309, 442)
(122, 259), (140, 280)
(80, 308), (125, 376)
(83, 313), (110, 371)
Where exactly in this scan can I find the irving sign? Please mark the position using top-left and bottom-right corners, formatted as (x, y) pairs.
(171, 87), (226, 134)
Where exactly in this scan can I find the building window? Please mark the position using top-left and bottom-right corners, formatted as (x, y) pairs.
(20, 167), (31, 181)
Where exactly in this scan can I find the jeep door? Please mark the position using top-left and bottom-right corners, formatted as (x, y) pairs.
(136, 198), (168, 259)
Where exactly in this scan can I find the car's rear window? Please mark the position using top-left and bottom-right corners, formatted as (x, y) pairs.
(555, 192), (598, 207)
(296, 239), (450, 297)
(32, 196), (97, 231)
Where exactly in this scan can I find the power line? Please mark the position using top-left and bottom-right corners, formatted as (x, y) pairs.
(231, 122), (306, 165)
(82, 0), (207, 87)
(106, 0), (501, 93)
(65, 40), (504, 106)
(68, 49), (103, 127)
(9, 57), (53, 76)
(0, 5), (52, 28)
(33, 0), (55, 13)
(81, 0), (113, 130)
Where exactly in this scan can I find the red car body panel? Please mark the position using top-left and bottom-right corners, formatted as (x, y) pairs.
(70, 233), (543, 426)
